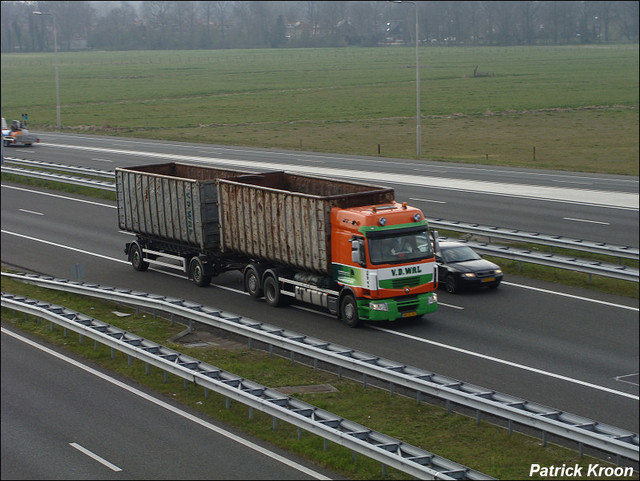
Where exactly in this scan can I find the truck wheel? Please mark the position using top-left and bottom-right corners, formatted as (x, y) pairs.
(130, 243), (149, 271)
(190, 258), (211, 287)
(264, 275), (290, 307)
(244, 265), (263, 298)
(340, 295), (361, 328)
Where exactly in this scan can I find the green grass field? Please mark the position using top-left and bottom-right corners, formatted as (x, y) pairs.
(2, 45), (638, 174)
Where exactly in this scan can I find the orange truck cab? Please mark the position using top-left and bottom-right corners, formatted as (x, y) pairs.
(331, 201), (438, 323)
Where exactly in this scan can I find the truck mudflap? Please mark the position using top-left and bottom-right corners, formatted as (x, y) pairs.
(357, 292), (438, 322)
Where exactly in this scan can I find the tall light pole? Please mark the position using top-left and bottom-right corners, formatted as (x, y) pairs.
(392, 1), (421, 159)
(33, 11), (61, 129)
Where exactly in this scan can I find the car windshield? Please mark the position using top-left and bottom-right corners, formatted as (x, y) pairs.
(441, 246), (482, 263)
(368, 231), (432, 264)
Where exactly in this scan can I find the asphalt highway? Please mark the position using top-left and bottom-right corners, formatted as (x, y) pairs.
(1, 135), (638, 473)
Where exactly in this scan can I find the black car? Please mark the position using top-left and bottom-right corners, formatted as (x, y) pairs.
(435, 241), (503, 293)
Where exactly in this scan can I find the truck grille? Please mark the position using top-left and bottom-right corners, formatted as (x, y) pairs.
(388, 276), (423, 289)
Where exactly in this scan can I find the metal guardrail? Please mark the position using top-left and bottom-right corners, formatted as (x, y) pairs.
(2, 158), (114, 179)
(1, 164), (116, 191)
(3, 271), (637, 465)
(429, 219), (639, 261)
(2, 159), (637, 282)
(1, 291), (494, 481)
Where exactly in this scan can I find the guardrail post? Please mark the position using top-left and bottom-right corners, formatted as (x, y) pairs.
(363, 373), (367, 388)
(298, 427), (302, 440)
(111, 347), (114, 359)
(146, 362), (150, 375)
(50, 321), (54, 331)
(94, 340), (98, 351)
(226, 397), (230, 409)
(249, 406), (253, 419)
(164, 371), (168, 383)
(290, 351), (295, 364)
(64, 327), (67, 337)
(184, 379), (188, 390)
(78, 333), (83, 344)
(273, 416), (277, 431)
(204, 388), (209, 399)
(542, 431), (547, 447)
(127, 355), (132, 366)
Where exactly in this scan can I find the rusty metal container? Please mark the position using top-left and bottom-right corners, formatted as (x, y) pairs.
(116, 163), (394, 274)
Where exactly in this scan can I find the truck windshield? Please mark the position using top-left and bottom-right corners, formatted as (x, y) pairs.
(368, 231), (432, 265)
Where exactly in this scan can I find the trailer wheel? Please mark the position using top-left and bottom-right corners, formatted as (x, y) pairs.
(244, 265), (263, 298)
(340, 294), (361, 328)
(130, 243), (149, 271)
(264, 275), (290, 307)
(190, 258), (212, 287)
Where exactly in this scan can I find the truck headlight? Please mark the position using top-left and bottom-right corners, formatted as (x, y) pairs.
(370, 302), (389, 312)
(429, 293), (438, 304)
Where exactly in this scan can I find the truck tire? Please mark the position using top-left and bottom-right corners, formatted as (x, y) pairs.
(130, 243), (149, 271)
(244, 265), (264, 298)
(339, 294), (361, 328)
(190, 257), (212, 287)
(263, 275), (290, 307)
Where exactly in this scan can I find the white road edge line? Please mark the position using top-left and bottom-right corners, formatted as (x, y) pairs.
(369, 326), (639, 401)
(1, 229), (637, 399)
(563, 217), (610, 225)
(1, 328), (332, 481)
(69, 442), (122, 472)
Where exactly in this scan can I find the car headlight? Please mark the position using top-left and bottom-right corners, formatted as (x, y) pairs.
(370, 302), (389, 311)
(495, 269), (503, 274)
(461, 272), (476, 278)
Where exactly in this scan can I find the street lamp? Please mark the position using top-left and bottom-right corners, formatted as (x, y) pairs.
(33, 11), (61, 129)
(392, 1), (421, 159)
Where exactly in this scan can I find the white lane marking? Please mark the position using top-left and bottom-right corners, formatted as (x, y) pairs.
(91, 158), (113, 163)
(2, 184), (116, 209)
(563, 217), (610, 225)
(69, 442), (122, 472)
(35, 143), (640, 210)
(19, 209), (44, 216)
(2, 328), (330, 480)
(410, 197), (447, 204)
(552, 179), (593, 185)
(438, 302), (464, 310)
(370, 326), (639, 400)
(616, 373), (639, 387)
(501, 281), (639, 312)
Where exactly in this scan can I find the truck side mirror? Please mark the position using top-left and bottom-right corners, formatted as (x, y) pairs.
(350, 237), (365, 266)
(430, 230), (440, 253)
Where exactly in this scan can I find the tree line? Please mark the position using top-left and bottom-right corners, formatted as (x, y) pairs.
(1, 1), (638, 53)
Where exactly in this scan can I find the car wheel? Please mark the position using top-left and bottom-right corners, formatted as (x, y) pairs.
(445, 275), (458, 294)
